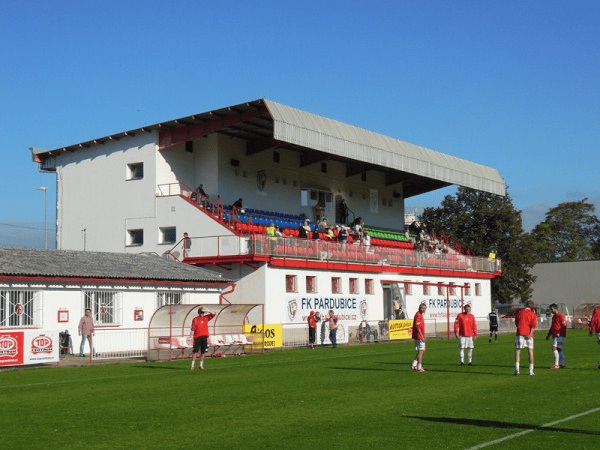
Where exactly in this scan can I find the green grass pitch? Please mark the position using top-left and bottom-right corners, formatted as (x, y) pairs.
(1, 329), (599, 449)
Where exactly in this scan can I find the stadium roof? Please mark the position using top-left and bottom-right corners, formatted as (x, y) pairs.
(31, 98), (506, 198)
(0, 248), (229, 285)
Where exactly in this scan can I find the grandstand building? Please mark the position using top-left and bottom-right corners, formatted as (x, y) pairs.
(30, 98), (506, 348)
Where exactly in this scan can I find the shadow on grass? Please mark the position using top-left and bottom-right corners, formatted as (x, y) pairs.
(405, 415), (600, 436)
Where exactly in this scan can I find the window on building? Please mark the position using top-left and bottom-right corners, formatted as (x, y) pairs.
(127, 162), (144, 180)
(403, 281), (412, 295)
(286, 275), (297, 293)
(464, 283), (471, 296)
(84, 291), (121, 325)
(449, 282), (456, 296)
(423, 282), (430, 295)
(365, 278), (374, 295)
(332, 277), (342, 294)
(160, 227), (176, 244)
(0, 290), (40, 328)
(437, 282), (444, 296)
(273, 151), (280, 163)
(127, 229), (143, 246)
(157, 291), (183, 308)
(475, 283), (481, 296)
(349, 277), (359, 294)
(306, 276), (317, 293)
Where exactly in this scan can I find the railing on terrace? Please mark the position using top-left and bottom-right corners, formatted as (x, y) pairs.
(178, 234), (501, 273)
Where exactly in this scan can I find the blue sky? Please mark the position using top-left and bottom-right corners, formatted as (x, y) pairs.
(1, 0), (598, 247)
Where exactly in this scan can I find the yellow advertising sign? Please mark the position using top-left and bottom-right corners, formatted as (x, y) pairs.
(389, 319), (413, 340)
(243, 324), (283, 349)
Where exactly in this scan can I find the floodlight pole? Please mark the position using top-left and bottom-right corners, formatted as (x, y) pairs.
(36, 186), (48, 249)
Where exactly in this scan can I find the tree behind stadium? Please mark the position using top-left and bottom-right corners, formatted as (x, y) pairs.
(529, 199), (600, 262)
(419, 187), (535, 304)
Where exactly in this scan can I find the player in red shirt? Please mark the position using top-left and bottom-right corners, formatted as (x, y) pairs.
(589, 307), (600, 369)
(546, 303), (567, 370)
(514, 300), (538, 376)
(454, 304), (478, 366)
(189, 307), (216, 371)
(411, 302), (428, 373)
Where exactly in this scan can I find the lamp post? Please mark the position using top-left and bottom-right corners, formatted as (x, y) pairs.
(36, 186), (48, 249)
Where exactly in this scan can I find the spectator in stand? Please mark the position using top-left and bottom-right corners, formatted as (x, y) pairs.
(78, 308), (95, 357)
(196, 184), (207, 198)
(392, 296), (401, 319)
(325, 226), (335, 240)
(326, 310), (339, 348)
(338, 225), (349, 248)
(454, 304), (478, 366)
(588, 306), (600, 368)
(298, 219), (311, 238)
(318, 217), (328, 231)
(411, 302), (428, 372)
(232, 198), (244, 216)
(189, 307), (216, 371)
(361, 230), (370, 248)
(265, 223), (276, 238)
(514, 300), (538, 376)
(307, 310), (320, 349)
(546, 303), (567, 370)
(488, 308), (499, 342)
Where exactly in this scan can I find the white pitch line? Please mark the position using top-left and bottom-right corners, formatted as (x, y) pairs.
(467, 406), (600, 449)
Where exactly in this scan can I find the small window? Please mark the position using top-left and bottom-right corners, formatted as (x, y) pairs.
(403, 281), (412, 295)
(273, 151), (280, 163)
(127, 229), (143, 246)
(157, 291), (183, 308)
(127, 162), (144, 180)
(286, 275), (297, 293)
(321, 162), (327, 173)
(306, 276), (317, 294)
(475, 283), (481, 296)
(423, 282), (430, 295)
(437, 282), (444, 296)
(361, 172), (367, 182)
(349, 278), (359, 294)
(365, 279), (374, 295)
(332, 277), (342, 294)
(160, 227), (176, 244)
(464, 283), (471, 296)
(449, 282), (456, 296)
(84, 291), (120, 326)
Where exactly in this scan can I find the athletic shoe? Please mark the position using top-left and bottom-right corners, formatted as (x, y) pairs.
(529, 371), (535, 376)
(514, 370), (519, 376)
(200, 367), (205, 371)
(189, 367), (194, 371)
(550, 364), (559, 371)
(559, 365), (566, 369)
(468, 362), (473, 366)
(460, 362), (464, 366)
(411, 364), (417, 371)
(416, 368), (427, 373)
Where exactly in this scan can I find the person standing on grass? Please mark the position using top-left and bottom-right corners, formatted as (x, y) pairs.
(546, 303), (567, 370)
(78, 308), (95, 357)
(411, 302), (428, 372)
(189, 307), (216, 371)
(514, 300), (538, 376)
(488, 308), (499, 342)
(588, 306), (600, 368)
(454, 304), (477, 366)
(307, 310), (319, 349)
(326, 310), (339, 348)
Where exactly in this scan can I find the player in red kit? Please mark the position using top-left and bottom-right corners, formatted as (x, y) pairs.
(189, 307), (216, 371)
(411, 302), (428, 373)
(546, 303), (567, 370)
(454, 304), (478, 366)
(514, 300), (538, 376)
(588, 306), (600, 369)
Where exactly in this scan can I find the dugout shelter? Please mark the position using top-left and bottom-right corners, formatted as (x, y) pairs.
(147, 303), (264, 361)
